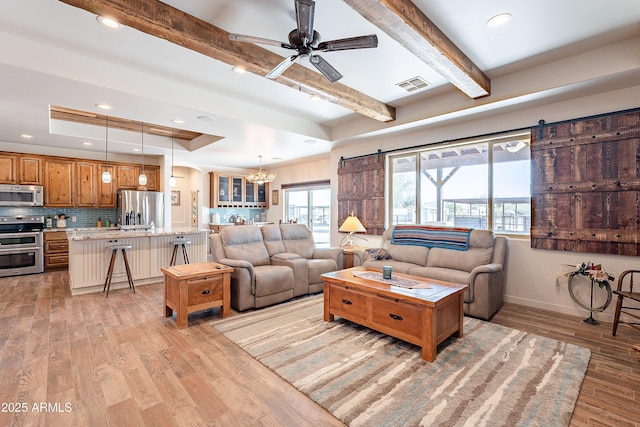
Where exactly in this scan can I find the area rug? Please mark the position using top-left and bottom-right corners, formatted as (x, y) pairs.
(211, 295), (590, 427)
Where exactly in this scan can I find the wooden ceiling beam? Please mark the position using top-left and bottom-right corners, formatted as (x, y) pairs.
(58, 0), (396, 122)
(344, 0), (491, 98)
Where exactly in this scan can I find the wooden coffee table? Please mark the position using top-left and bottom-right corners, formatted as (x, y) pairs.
(322, 267), (467, 362)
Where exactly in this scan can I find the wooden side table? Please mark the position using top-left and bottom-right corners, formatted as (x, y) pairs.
(343, 246), (368, 269)
(161, 262), (233, 329)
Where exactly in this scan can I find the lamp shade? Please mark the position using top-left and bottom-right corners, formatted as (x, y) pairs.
(339, 215), (366, 233)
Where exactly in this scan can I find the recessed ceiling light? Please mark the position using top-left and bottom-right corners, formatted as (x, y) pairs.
(172, 118), (185, 124)
(272, 157), (283, 161)
(232, 66), (246, 74)
(305, 139), (316, 144)
(96, 103), (113, 110)
(96, 16), (121, 29)
(197, 115), (214, 122)
(132, 148), (140, 152)
(82, 141), (92, 146)
(20, 133), (33, 139)
(309, 94), (322, 101)
(487, 13), (512, 28)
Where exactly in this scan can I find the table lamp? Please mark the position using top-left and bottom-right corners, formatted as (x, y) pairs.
(339, 212), (367, 247)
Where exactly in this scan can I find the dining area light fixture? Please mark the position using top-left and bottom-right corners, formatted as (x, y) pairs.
(246, 155), (276, 185)
(138, 122), (147, 186)
(101, 116), (112, 184)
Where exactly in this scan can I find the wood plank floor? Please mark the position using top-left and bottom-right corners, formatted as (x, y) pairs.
(0, 271), (638, 426)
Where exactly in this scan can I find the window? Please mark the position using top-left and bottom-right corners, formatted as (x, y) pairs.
(284, 184), (331, 247)
(389, 133), (531, 234)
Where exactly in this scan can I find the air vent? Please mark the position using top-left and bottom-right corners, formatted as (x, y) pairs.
(396, 76), (429, 92)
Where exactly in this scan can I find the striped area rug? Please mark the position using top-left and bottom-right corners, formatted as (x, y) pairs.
(211, 295), (590, 427)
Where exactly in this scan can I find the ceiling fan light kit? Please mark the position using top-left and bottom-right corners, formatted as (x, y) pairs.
(229, 0), (378, 83)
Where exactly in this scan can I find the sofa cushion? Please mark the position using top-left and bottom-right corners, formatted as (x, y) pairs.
(220, 226), (271, 266)
(261, 224), (286, 256)
(362, 259), (419, 274)
(254, 265), (294, 297)
(426, 230), (494, 272)
(407, 266), (472, 303)
(280, 224), (315, 258)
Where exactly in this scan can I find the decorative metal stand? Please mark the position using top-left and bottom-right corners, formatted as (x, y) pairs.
(568, 274), (612, 325)
(583, 278), (599, 325)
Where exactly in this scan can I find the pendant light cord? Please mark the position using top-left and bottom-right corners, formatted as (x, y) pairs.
(105, 116), (109, 167)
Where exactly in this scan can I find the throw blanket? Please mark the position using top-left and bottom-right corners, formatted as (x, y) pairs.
(392, 225), (473, 251)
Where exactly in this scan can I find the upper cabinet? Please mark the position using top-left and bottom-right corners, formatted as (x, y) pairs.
(97, 164), (116, 207)
(210, 172), (269, 208)
(45, 158), (75, 207)
(0, 153), (43, 185)
(76, 161), (97, 207)
(19, 156), (43, 185)
(116, 164), (159, 191)
(0, 153), (17, 184)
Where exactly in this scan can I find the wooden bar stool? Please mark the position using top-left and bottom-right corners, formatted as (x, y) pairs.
(170, 238), (191, 266)
(103, 243), (135, 298)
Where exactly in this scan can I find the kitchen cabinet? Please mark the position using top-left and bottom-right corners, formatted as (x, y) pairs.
(141, 167), (158, 191)
(210, 172), (269, 208)
(0, 154), (43, 185)
(44, 231), (69, 270)
(45, 158), (75, 207)
(76, 161), (97, 207)
(19, 156), (43, 185)
(0, 153), (18, 184)
(116, 164), (138, 189)
(97, 164), (116, 207)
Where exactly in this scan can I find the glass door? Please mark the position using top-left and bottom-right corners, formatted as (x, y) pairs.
(285, 186), (331, 247)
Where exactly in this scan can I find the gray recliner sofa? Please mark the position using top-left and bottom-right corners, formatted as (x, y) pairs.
(209, 224), (342, 311)
(353, 226), (508, 320)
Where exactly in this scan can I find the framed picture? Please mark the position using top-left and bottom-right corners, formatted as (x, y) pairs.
(272, 190), (279, 205)
(171, 191), (180, 206)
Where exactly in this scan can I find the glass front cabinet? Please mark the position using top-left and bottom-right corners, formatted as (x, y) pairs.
(210, 172), (269, 208)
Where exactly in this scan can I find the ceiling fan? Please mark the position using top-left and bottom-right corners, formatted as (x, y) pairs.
(228, 0), (378, 83)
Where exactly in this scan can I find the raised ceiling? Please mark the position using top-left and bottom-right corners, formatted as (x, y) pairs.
(0, 0), (639, 171)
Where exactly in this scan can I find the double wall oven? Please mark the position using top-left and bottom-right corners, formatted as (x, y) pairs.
(0, 216), (44, 277)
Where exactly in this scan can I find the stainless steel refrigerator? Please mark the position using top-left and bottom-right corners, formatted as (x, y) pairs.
(117, 190), (165, 228)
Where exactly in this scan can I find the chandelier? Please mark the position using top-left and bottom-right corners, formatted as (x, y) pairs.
(246, 155), (276, 185)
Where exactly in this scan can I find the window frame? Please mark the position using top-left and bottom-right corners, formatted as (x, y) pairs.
(388, 132), (531, 236)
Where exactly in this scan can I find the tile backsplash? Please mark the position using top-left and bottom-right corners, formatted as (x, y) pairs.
(209, 208), (266, 224)
(0, 207), (118, 228)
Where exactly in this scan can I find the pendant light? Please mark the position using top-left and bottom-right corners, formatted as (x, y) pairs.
(101, 116), (112, 183)
(246, 155), (276, 185)
(169, 128), (176, 187)
(138, 121), (147, 186)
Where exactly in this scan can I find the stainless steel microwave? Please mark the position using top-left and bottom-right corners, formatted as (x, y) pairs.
(0, 184), (44, 207)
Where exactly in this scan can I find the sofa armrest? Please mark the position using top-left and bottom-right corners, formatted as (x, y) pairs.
(220, 258), (256, 294)
(313, 247), (343, 267)
(220, 258), (255, 270)
(467, 263), (504, 307)
(352, 249), (369, 267)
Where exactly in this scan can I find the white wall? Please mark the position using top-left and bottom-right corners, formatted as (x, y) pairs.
(327, 85), (640, 321)
(170, 166), (202, 229)
(265, 157), (331, 224)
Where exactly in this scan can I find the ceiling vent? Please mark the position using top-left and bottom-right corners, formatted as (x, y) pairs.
(396, 76), (429, 92)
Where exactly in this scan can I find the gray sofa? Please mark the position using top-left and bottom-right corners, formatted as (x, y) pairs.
(209, 223), (342, 311)
(353, 226), (508, 320)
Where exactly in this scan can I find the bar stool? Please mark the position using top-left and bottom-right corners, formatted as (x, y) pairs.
(170, 238), (191, 266)
(103, 243), (135, 298)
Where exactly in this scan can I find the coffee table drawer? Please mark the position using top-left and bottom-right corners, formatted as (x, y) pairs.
(371, 297), (422, 340)
(329, 284), (367, 319)
(188, 275), (223, 306)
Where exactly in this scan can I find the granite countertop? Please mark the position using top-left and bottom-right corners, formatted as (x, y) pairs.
(66, 227), (207, 241)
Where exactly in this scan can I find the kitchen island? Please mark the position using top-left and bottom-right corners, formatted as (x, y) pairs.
(67, 228), (208, 295)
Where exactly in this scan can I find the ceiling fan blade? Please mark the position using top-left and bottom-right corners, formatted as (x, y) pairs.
(295, 0), (315, 45)
(310, 55), (343, 83)
(229, 33), (293, 49)
(266, 55), (298, 79)
(317, 35), (378, 52)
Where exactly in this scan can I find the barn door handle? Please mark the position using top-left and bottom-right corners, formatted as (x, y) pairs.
(342, 299), (352, 305)
(389, 313), (403, 321)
